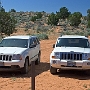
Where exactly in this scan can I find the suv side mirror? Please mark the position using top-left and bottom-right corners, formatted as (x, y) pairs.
(53, 44), (55, 48)
(29, 44), (36, 48)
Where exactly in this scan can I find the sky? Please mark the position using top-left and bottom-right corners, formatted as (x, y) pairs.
(1, 0), (90, 16)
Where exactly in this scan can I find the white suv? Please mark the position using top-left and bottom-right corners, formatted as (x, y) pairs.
(0, 35), (41, 74)
(50, 35), (90, 74)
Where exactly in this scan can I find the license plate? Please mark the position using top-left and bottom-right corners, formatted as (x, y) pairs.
(67, 61), (76, 66)
(0, 62), (4, 66)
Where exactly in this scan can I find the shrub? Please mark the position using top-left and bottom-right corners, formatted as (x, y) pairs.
(28, 33), (49, 40)
(0, 37), (2, 42)
(86, 28), (90, 32)
(86, 32), (90, 36)
(35, 33), (49, 40)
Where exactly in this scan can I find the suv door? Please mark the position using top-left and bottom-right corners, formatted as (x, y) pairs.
(29, 38), (35, 62)
(32, 37), (39, 60)
(35, 37), (40, 55)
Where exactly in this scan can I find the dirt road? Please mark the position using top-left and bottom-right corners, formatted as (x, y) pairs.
(0, 39), (90, 90)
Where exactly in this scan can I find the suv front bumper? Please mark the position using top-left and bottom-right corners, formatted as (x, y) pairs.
(50, 59), (90, 70)
(0, 60), (24, 71)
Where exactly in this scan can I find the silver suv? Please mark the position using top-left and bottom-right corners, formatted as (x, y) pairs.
(0, 35), (41, 74)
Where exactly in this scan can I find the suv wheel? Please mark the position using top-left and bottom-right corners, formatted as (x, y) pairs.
(85, 70), (90, 75)
(50, 66), (57, 74)
(35, 53), (40, 65)
(21, 58), (29, 74)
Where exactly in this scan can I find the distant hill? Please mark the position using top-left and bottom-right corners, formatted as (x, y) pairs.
(10, 11), (90, 36)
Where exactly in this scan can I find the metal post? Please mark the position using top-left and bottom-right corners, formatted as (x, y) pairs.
(31, 61), (35, 90)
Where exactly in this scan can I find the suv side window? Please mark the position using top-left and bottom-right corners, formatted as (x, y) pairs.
(29, 37), (37, 47)
(36, 37), (40, 44)
(29, 38), (33, 45)
(33, 37), (37, 45)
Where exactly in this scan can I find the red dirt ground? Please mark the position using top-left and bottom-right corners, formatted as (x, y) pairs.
(0, 39), (90, 90)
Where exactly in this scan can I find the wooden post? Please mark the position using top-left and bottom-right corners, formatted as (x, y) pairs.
(31, 61), (35, 90)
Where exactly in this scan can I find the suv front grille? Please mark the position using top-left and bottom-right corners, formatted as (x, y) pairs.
(60, 52), (82, 60)
(0, 55), (12, 61)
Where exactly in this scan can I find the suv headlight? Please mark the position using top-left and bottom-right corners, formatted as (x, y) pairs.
(83, 53), (90, 60)
(12, 54), (22, 60)
(52, 52), (60, 59)
(88, 53), (90, 60)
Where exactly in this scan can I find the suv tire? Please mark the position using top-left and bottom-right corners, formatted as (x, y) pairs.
(35, 53), (40, 65)
(85, 70), (90, 75)
(50, 66), (57, 74)
(21, 58), (29, 74)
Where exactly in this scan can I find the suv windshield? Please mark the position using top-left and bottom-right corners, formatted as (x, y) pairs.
(56, 38), (89, 48)
(0, 39), (28, 48)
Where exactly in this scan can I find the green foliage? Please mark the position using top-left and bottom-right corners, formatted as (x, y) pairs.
(68, 12), (82, 27)
(87, 20), (90, 28)
(36, 34), (48, 40)
(87, 32), (90, 36)
(31, 16), (37, 22)
(86, 28), (90, 31)
(9, 9), (16, 12)
(28, 33), (48, 40)
(0, 37), (2, 42)
(31, 12), (42, 22)
(87, 9), (90, 20)
(36, 26), (49, 33)
(61, 29), (87, 36)
(83, 84), (87, 88)
(0, 6), (5, 12)
(10, 77), (17, 81)
(48, 12), (59, 25)
(47, 7), (70, 26)
(56, 7), (71, 19)
(87, 9), (90, 28)
(36, 12), (42, 19)
(0, 9), (17, 36)
(83, 16), (88, 20)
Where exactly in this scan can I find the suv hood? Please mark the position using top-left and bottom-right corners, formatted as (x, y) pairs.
(53, 47), (90, 53)
(0, 47), (27, 54)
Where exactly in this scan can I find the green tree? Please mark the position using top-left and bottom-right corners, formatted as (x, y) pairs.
(56, 7), (71, 19)
(87, 20), (90, 28)
(87, 9), (90, 20)
(31, 16), (37, 22)
(87, 9), (90, 28)
(0, 9), (17, 36)
(31, 12), (42, 22)
(36, 12), (42, 19)
(48, 12), (59, 25)
(0, 6), (5, 12)
(9, 9), (16, 12)
(68, 12), (82, 27)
